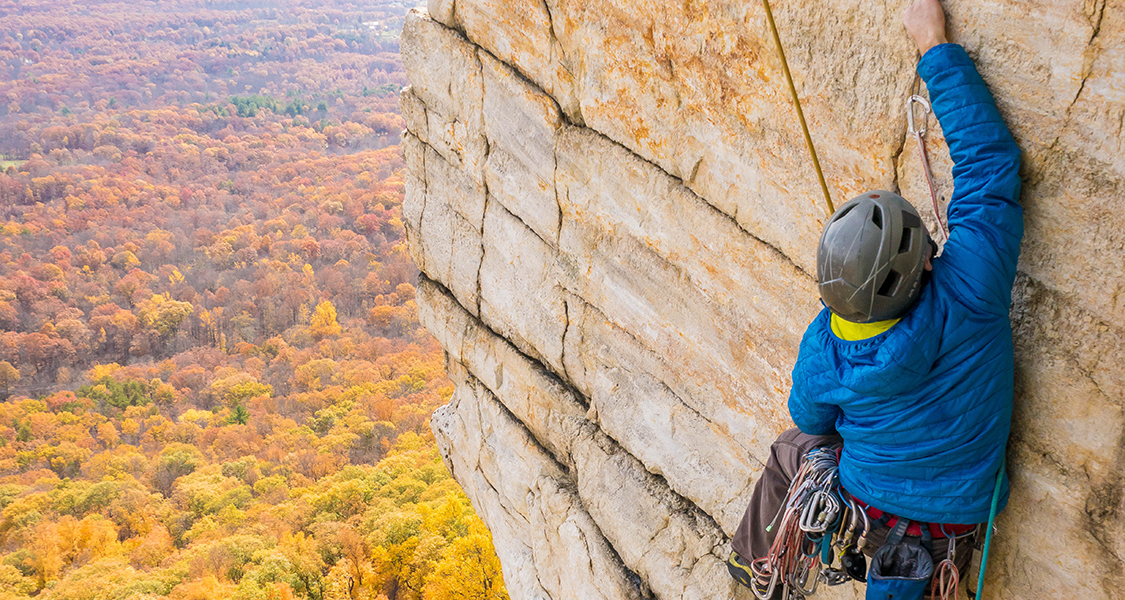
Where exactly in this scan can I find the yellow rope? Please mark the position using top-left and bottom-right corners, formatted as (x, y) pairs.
(760, 0), (835, 215)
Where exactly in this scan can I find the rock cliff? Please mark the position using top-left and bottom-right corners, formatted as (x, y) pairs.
(399, 1), (1125, 598)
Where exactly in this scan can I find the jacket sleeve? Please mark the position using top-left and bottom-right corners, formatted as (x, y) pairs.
(919, 44), (1023, 314)
(788, 336), (840, 435)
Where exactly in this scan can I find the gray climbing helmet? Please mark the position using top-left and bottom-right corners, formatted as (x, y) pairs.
(817, 191), (933, 323)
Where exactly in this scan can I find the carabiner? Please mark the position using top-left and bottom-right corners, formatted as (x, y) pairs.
(907, 95), (931, 136)
(790, 567), (822, 596)
(751, 571), (779, 600)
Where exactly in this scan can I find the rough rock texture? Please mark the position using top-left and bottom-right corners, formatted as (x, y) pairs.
(401, 1), (1125, 598)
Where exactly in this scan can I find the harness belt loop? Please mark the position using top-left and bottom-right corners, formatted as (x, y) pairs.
(920, 524), (934, 554)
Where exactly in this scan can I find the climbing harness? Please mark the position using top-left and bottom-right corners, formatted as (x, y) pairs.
(759, 0), (835, 216)
(906, 94), (950, 243)
(746, 446), (988, 600)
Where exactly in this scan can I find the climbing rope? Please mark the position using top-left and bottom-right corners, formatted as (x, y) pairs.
(975, 460), (1006, 599)
(759, 0), (835, 216)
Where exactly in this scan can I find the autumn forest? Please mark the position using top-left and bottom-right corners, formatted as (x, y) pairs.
(0, 1), (507, 599)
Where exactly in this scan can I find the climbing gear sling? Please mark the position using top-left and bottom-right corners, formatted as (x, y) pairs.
(747, 446), (868, 599)
(744, 445), (984, 600)
(749, 446), (846, 598)
(932, 525), (960, 600)
(759, 0), (835, 216)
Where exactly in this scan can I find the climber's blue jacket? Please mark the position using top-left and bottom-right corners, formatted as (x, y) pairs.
(788, 44), (1023, 525)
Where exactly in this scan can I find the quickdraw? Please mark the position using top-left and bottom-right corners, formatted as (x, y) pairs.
(907, 93), (950, 244)
(933, 525), (960, 600)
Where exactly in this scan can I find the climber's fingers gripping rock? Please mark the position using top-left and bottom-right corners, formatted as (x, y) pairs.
(903, 0), (949, 55)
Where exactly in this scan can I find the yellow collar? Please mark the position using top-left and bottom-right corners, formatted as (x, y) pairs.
(830, 313), (900, 341)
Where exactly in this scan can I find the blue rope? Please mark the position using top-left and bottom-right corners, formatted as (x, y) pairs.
(975, 459), (1006, 599)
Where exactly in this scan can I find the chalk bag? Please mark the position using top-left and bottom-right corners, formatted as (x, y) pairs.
(865, 520), (934, 600)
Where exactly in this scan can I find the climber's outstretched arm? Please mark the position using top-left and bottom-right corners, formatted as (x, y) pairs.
(906, 0), (1024, 315)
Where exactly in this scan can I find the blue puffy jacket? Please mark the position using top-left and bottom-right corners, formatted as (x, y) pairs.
(788, 44), (1023, 525)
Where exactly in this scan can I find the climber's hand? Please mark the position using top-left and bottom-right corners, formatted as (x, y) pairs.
(903, 0), (948, 56)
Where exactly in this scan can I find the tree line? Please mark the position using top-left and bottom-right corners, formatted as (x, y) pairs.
(0, 1), (509, 599)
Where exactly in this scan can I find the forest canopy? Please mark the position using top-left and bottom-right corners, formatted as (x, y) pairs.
(0, 1), (508, 599)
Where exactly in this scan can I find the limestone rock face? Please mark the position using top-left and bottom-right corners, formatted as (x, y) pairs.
(401, 2), (1125, 598)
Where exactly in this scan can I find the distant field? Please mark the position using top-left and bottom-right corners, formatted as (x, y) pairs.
(0, 159), (26, 169)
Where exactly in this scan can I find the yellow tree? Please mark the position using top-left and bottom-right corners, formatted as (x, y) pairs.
(0, 564), (35, 598)
(310, 300), (342, 340)
(325, 537), (377, 600)
(422, 520), (507, 600)
(138, 293), (194, 339)
(278, 533), (326, 599)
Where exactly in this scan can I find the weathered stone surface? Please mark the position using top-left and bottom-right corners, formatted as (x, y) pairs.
(420, 273), (768, 536)
(479, 200), (569, 375)
(481, 52), (564, 246)
(403, 141), (485, 315)
(418, 277), (588, 467)
(432, 363), (647, 600)
(401, 130), (427, 267)
(400, 87), (428, 144)
(403, 3), (1125, 599)
(423, 279), (763, 600)
(554, 125), (817, 410)
(401, 14), (487, 184)
(429, 0), (583, 123)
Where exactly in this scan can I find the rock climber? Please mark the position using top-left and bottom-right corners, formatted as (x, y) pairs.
(726, 0), (1022, 597)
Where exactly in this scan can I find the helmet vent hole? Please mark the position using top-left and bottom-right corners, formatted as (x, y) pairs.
(871, 206), (883, 230)
(877, 270), (900, 297)
(901, 211), (921, 228)
(898, 228), (913, 253)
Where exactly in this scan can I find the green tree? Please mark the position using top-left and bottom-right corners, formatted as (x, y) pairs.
(227, 403), (250, 425)
(150, 443), (202, 497)
(16, 421), (32, 442)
